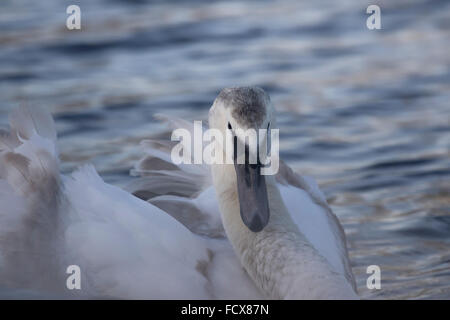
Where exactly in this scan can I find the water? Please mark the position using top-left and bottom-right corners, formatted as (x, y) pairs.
(0, 0), (449, 299)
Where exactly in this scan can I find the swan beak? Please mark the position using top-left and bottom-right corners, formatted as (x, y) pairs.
(234, 160), (270, 232)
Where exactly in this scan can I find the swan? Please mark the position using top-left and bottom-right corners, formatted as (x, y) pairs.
(0, 87), (358, 299)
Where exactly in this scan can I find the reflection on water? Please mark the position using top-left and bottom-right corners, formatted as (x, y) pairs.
(0, 0), (449, 299)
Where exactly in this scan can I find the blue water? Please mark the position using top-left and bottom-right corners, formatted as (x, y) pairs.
(0, 0), (449, 299)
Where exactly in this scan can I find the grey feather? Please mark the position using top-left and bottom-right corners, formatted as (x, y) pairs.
(216, 87), (269, 127)
(0, 129), (19, 151)
(9, 105), (56, 141)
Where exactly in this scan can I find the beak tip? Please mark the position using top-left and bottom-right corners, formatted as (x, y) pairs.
(243, 211), (269, 233)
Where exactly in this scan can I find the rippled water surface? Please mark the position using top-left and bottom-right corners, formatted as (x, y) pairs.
(0, 0), (449, 299)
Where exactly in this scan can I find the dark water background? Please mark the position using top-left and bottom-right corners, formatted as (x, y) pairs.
(0, 0), (449, 299)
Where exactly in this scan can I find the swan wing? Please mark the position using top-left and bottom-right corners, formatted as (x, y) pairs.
(62, 165), (213, 298)
(64, 166), (262, 299)
(127, 114), (221, 238)
(276, 160), (356, 290)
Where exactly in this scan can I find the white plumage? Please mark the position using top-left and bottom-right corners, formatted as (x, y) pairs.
(0, 89), (358, 299)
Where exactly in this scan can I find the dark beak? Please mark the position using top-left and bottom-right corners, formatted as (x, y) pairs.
(233, 137), (270, 232)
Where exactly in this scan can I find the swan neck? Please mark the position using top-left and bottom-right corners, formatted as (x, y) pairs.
(211, 164), (357, 299)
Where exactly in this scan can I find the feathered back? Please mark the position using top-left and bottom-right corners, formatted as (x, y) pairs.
(9, 105), (57, 142)
(0, 105), (64, 292)
(125, 115), (226, 238)
(0, 105), (58, 193)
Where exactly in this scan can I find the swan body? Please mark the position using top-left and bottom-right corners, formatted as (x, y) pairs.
(0, 87), (358, 299)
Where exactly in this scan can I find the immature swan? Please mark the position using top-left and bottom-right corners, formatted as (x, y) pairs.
(0, 87), (358, 299)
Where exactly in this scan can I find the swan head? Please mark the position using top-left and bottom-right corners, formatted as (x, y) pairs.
(209, 87), (275, 232)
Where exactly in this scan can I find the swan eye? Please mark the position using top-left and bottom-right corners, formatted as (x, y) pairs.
(228, 122), (232, 130)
